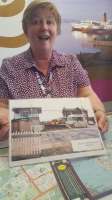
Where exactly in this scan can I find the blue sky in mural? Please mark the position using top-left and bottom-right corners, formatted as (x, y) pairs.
(51, 0), (112, 22)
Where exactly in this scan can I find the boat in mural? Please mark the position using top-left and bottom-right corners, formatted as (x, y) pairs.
(72, 13), (112, 35)
(92, 34), (112, 47)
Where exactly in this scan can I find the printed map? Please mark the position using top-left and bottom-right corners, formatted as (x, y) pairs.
(0, 156), (64, 200)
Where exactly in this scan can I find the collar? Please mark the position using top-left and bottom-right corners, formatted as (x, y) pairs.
(23, 47), (66, 71)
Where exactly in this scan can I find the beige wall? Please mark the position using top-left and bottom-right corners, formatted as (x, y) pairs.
(0, 0), (32, 66)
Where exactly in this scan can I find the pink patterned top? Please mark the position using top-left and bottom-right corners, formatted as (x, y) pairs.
(0, 48), (90, 99)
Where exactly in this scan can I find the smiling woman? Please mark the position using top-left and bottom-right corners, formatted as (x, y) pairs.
(21, 0), (61, 75)
(0, 0), (108, 140)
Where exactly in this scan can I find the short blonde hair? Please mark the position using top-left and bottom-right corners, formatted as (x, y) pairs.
(22, 0), (61, 34)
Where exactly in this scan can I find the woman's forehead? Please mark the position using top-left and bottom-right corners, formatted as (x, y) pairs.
(33, 6), (54, 14)
(32, 7), (56, 19)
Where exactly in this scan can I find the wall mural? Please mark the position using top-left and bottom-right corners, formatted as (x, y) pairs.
(0, 0), (25, 16)
(0, 0), (27, 48)
(0, 33), (27, 48)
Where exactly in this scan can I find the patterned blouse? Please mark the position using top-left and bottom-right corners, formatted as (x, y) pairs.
(0, 48), (90, 99)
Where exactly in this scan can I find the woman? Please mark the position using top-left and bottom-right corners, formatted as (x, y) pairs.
(0, 0), (108, 140)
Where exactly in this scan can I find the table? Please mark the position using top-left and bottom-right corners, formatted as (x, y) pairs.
(0, 114), (112, 200)
(71, 113), (112, 199)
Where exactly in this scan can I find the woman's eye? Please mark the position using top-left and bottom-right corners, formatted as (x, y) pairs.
(47, 19), (55, 25)
(47, 20), (52, 24)
(32, 19), (40, 25)
(31, 18), (55, 26)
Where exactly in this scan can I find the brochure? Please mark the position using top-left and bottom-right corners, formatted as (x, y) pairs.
(9, 97), (106, 167)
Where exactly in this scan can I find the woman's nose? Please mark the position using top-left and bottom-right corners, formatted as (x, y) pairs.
(40, 20), (48, 29)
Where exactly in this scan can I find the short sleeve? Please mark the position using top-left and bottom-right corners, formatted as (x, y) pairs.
(0, 60), (11, 98)
(0, 77), (10, 98)
(71, 55), (90, 87)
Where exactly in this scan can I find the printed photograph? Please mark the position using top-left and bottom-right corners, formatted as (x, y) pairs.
(9, 98), (105, 166)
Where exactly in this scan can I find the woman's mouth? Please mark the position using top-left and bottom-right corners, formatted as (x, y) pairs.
(38, 34), (50, 41)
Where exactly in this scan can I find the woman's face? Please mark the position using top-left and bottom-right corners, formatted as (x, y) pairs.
(25, 8), (58, 53)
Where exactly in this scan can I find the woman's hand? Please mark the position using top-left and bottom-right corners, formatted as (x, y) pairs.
(95, 110), (108, 133)
(0, 107), (9, 140)
(77, 86), (108, 133)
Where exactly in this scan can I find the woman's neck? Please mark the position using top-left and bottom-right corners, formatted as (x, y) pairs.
(32, 48), (52, 76)
(36, 59), (49, 76)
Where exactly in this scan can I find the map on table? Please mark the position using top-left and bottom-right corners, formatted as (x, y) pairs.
(71, 114), (112, 199)
(0, 114), (112, 200)
(9, 97), (105, 167)
(0, 156), (64, 200)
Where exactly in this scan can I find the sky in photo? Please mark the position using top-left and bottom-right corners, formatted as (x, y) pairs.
(51, 0), (112, 22)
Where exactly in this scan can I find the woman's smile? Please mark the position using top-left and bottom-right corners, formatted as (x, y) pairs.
(25, 8), (58, 53)
(38, 33), (50, 41)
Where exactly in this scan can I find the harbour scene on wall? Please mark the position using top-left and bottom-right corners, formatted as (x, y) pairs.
(52, 0), (112, 102)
